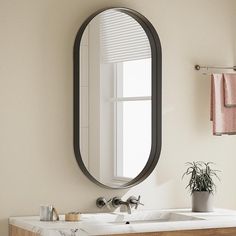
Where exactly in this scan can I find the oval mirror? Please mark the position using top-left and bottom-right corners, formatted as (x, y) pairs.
(74, 7), (162, 189)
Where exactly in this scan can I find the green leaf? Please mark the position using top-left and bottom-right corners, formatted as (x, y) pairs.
(182, 161), (220, 195)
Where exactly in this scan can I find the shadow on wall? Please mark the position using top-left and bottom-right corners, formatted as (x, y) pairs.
(234, 42), (236, 65)
(0, 219), (8, 234)
(193, 72), (211, 133)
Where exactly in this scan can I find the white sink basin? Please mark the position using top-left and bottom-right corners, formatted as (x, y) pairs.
(108, 212), (203, 225)
(80, 210), (204, 226)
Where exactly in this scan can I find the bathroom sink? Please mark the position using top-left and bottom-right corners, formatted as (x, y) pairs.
(108, 212), (203, 225)
(80, 210), (204, 226)
(77, 210), (205, 235)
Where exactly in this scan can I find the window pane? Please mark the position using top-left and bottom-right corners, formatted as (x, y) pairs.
(116, 100), (151, 178)
(118, 58), (151, 97)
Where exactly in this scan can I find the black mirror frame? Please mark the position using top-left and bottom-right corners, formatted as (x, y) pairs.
(74, 7), (162, 189)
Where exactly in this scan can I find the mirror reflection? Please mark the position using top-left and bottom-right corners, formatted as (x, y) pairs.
(79, 9), (152, 187)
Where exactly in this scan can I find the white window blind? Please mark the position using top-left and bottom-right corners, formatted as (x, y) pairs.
(100, 10), (151, 64)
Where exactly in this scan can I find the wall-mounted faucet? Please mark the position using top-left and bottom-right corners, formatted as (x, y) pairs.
(96, 195), (144, 214)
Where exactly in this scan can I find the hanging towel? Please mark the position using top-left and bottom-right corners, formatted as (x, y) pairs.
(223, 74), (236, 107)
(211, 74), (236, 135)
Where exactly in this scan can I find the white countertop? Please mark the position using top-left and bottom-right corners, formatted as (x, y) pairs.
(9, 209), (236, 236)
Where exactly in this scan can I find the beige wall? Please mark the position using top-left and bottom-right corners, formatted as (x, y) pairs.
(0, 0), (236, 235)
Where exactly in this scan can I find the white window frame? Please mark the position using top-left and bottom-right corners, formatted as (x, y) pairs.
(112, 61), (151, 182)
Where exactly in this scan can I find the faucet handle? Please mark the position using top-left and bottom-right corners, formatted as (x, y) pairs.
(96, 197), (112, 210)
(111, 197), (122, 208)
(135, 195), (144, 209)
(127, 195), (144, 209)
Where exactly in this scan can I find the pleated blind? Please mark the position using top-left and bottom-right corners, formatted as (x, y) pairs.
(100, 10), (151, 64)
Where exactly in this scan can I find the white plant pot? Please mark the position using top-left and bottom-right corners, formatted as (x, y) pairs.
(192, 191), (214, 212)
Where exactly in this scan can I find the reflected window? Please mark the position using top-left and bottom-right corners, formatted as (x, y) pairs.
(114, 58), (151, 179)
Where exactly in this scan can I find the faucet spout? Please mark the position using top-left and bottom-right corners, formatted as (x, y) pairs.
(120, 200), (132, 214)
(111, 197), (132, 214)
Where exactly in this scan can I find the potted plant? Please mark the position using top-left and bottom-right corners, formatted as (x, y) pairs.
(182, 161), (220, 212)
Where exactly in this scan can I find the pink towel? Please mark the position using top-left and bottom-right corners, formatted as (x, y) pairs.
(211, 74), (236, 135)
(223, 74), (236, 107)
